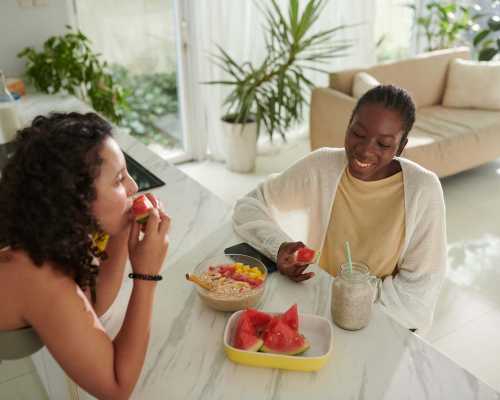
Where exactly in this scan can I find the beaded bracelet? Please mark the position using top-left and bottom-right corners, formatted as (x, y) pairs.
(128, 272), (163, 281)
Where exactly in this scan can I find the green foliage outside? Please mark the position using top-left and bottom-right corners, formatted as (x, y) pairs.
(18, 26), (179, 147)
(112, 65), (178, 146)
(411, 1), (500, 61)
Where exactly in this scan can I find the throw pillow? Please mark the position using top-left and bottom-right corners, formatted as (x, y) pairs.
(443, 58), (500, 110)
(352, 72), (380, 98)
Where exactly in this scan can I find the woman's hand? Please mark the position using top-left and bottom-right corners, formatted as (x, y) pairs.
(277, 241), (315, 282)
(128, 198), (170, 276)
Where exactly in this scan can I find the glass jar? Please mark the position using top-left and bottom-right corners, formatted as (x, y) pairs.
(331, 262), (380, 331)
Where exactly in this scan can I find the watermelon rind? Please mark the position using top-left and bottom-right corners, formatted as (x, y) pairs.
(260, 338), (310, 355)
(244, 338), (264, 352)
(135, 213), (149, 224)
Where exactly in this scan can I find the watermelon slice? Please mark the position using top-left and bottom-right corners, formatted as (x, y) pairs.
(294, 247), (319, 264)
(132, 194), (157, 224)
(261, 317), (310, 355)
(233, 313), (263, 352)
(246, 308), (272, 335)
(281, 304), (299, 331)
(232, 305), (309, 355)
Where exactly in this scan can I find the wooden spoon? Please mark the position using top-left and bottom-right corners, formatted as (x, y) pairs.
(185, 273), (213, 291)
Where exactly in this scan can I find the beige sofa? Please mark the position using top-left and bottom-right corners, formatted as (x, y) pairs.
(310, 47), (500, 177)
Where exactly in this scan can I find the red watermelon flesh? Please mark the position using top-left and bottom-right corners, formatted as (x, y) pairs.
(132, 195), (155, 224)
(233, 313), (263, 352)
(246, 308), (272, 335)
(261, 317), (310, 355)
(282, 304), (299, 331)
(295, 247), (318, 264)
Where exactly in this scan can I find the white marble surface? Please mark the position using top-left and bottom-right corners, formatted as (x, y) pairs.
(127, 222), (500, 400)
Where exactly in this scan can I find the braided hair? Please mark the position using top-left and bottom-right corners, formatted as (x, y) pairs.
(349, 84), (416, 141)
(0, 112), (112, 299)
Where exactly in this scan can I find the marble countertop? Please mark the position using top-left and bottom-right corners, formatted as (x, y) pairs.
(18, 94), (500, 400)
(131, 223), (500, 400)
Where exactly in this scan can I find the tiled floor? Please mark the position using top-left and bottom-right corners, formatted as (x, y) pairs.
(2, 130), (500, 397)
(0, 357), (47, 399)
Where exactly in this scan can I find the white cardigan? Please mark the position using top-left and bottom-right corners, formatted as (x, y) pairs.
(233, 148), (448, 331)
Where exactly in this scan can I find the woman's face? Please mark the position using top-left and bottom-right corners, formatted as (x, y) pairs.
(92, 137), (138, 235)
(344, 102), (408, 181)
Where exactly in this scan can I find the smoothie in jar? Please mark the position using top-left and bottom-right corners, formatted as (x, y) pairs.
(331, 262), (379, 330)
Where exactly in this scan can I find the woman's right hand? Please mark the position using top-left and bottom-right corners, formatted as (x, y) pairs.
(277, 241), (315, 282)
(128, 206), (171, 276)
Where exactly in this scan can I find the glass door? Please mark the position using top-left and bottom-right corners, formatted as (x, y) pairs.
(73, 0), (191, 163)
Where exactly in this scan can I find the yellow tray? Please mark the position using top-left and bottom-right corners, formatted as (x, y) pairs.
(223, 310), (333, 371)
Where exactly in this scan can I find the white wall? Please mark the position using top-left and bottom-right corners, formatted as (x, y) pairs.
(0, 0), (75, 78)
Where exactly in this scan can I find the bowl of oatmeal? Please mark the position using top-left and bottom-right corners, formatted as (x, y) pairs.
(192, 254), (268, 312)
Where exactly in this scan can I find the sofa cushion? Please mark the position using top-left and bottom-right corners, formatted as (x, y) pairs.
(402, 106), (500, 177)
(329, 47), (470, 109)
(443, 59), (500, 111)
(352, 72), (380, 98)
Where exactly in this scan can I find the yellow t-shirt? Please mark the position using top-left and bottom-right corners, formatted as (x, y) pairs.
(319, 168), (405, 278)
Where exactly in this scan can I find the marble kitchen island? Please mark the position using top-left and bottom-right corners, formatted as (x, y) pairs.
(129, 222), (500, 400)
(13, 94), (500, 400)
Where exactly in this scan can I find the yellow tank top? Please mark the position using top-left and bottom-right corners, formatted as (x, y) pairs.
(319, 168), (405, 278)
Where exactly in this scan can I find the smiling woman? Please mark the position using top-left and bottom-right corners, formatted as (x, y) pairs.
(0, 112), (171, 399)
(232, 85), (447, 333)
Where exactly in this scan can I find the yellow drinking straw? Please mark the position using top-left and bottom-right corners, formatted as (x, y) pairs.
(344, 241), (353, 274)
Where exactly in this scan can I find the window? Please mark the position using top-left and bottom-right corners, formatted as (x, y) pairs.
(374, 0), (415, 62)
(74, 0), (191, 163)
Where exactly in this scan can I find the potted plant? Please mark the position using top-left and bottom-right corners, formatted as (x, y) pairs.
(18, 26), (126, 123)
(473, 12), (500, 61)
(410, 1), (500, 59)
(207, 0), (351, 173)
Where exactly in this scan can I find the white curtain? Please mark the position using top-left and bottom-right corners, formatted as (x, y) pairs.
(183, 0), (377, 161)
(410, 0), (428, 55)
(74, 0), (177, 75)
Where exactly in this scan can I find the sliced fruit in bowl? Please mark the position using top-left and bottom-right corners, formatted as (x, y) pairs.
(190, 254), (268, 312)
(233, 304), (309, 355)
(233, 312), (263, 352)
(225, 304), (332, 371)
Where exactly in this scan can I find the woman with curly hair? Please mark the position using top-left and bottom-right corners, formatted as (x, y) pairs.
(0, 112), (171, 399)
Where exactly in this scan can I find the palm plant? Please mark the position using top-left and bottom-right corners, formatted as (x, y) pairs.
(206, 0), (351, 141)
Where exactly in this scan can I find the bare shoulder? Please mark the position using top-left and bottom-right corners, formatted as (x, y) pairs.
(0, 248), (70, 290)
(0, 249), (86, 327)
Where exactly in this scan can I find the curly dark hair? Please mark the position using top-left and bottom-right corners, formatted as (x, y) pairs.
(0, 112), (113, 298)
(349, 84), (416, 141)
